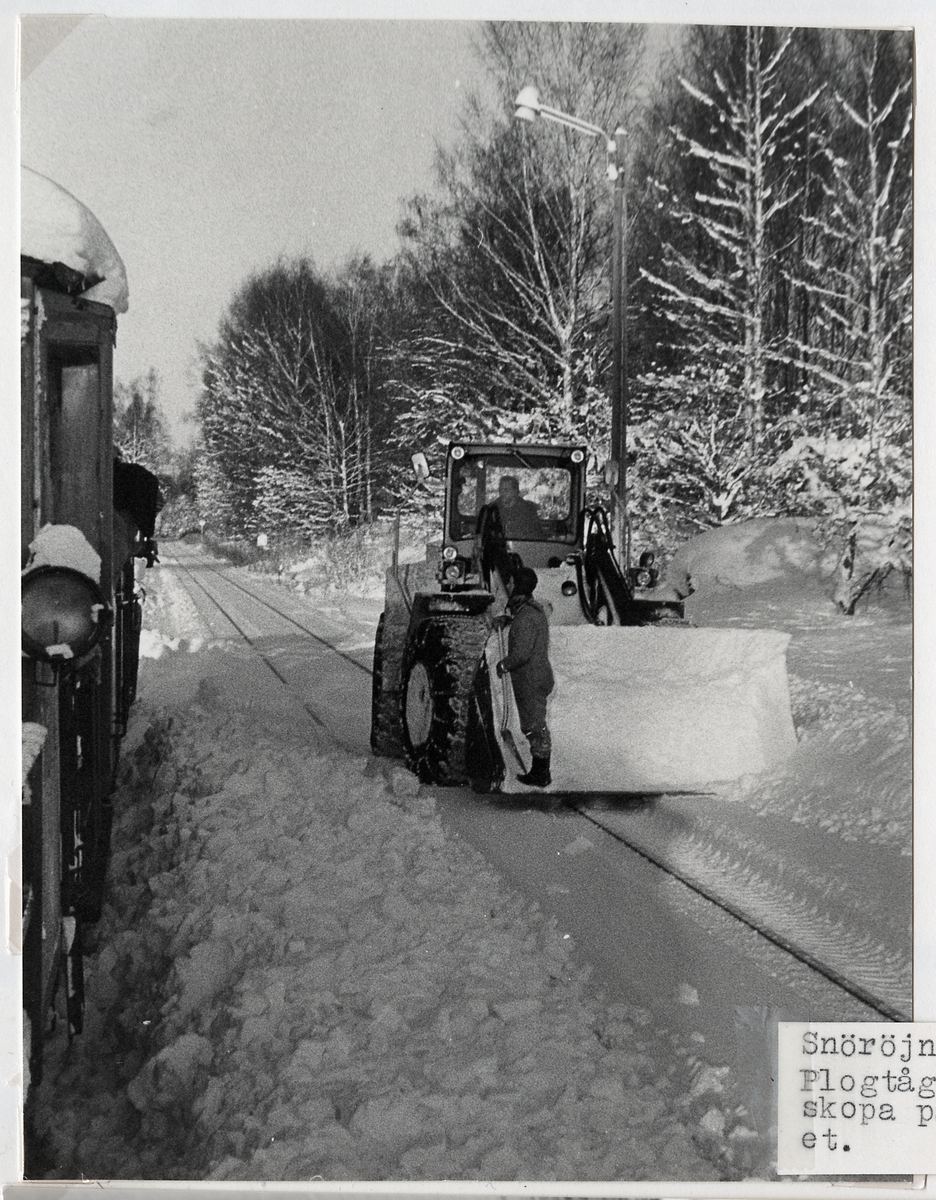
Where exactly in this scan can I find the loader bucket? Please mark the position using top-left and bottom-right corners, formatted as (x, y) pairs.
(469, 625), (796, 794)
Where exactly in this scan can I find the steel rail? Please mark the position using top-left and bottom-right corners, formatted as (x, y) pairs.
(172, 546), (373, 674)
(570, 803), (908, 1023)
(167, 553), (335, 739)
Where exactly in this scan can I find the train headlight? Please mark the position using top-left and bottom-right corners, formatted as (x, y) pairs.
(22, 566), (108, 663)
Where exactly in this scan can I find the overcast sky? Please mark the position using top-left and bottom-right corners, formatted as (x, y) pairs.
(21, 17), (489, 443)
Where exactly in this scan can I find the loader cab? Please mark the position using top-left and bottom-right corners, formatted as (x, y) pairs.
(444, 443), (586, 572)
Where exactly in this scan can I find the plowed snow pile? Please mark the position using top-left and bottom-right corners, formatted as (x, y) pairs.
(677, 520), (911, 855)
(28, 570), (748, 1183)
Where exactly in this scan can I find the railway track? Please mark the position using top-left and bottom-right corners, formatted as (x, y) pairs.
(161, 543), (910, 1025)
(168, 544), (372, 746)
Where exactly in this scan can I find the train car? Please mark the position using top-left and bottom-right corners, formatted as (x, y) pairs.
(20, 167), (148, 1089)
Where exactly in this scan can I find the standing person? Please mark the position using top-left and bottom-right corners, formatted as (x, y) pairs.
(496, 567), (555, 787)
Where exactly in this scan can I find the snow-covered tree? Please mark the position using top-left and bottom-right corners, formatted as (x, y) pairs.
(627, 364), (782, 541)
(197, 258), (395, 534)
(252, 465), (332, 535)
(790, 29), (912, 447)
(395, 22), (645, 456)
(769, 30), (913, 608)
(646, 26), (821, 449)
(114, 368), (171, 473)
(193, 451), (236, 536)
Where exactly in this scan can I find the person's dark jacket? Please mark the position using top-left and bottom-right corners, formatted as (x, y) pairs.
(498, 497), (543, 540)
(113, 460), (164, 567)
(499, 596), (554, 726)
(113, 461), (163, 539)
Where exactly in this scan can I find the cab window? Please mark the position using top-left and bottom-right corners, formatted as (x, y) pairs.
(450, 457), (574, 542)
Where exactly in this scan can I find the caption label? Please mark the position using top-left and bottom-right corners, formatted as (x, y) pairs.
(778, 1022), (936, 1174)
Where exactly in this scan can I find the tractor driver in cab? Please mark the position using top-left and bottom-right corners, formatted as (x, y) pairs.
(496, 475), (543, 540)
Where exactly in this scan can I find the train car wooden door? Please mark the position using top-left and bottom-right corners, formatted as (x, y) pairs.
(21, 275), (117, 1059)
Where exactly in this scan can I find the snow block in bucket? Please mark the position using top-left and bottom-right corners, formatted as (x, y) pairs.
(483, 625), (796, 794)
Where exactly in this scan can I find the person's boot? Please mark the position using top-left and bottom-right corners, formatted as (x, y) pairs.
(517, 754), (551, 787)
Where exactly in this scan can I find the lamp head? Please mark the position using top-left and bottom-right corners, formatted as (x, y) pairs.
(514, 85), (541, 122)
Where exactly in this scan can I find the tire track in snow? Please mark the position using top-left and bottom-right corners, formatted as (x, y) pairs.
(571, 805), (909, 1022)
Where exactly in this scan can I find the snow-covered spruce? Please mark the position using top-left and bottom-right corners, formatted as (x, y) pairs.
(28, 686), (753, 1182)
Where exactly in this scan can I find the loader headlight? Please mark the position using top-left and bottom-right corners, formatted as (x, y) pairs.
(443, 562), (464, 582)
(561, 580), (578, 597)
(451, 445), (466, 460)
(442, 545), (458, 561)
(635, 569), (652, 588)
(570, 449), (585, 464)
(22, 566), (108, 663)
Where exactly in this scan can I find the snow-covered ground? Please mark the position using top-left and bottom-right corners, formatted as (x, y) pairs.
(677, 524), (911, 856)
(28, 555), (748, 1183)
(26, 520), (910, 1184)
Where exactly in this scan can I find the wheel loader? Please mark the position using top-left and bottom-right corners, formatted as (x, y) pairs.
(371, 442), (796, 794)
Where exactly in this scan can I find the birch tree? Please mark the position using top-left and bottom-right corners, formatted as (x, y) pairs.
(396, 22), (645, 454)
(114, 368), (171, 473)
(197, 258), (392, 534)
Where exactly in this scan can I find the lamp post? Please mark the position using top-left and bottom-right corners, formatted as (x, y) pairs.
(514, 86), (629, 566)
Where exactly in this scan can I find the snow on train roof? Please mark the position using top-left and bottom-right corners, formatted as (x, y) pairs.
(21, 166), (128, 314)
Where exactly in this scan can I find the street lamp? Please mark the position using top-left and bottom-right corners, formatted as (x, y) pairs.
(514, 86), (629, 567)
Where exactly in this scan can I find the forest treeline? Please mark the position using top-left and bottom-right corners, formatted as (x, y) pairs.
(149, 23), (913, 577)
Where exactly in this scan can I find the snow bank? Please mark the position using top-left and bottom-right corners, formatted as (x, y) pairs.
(664, 521), (910, 851)
(22, 166), (129, 313)
(667, 517), (837, 596)
(757, 670), (911, 853)
(27, 563), (758, 1182)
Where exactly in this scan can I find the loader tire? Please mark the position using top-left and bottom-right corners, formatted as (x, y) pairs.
(402, 616), (490, 785)
(371, 612), (407, 758)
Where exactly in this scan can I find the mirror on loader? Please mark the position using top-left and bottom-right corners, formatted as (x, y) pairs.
(411, 452), (431, 482)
